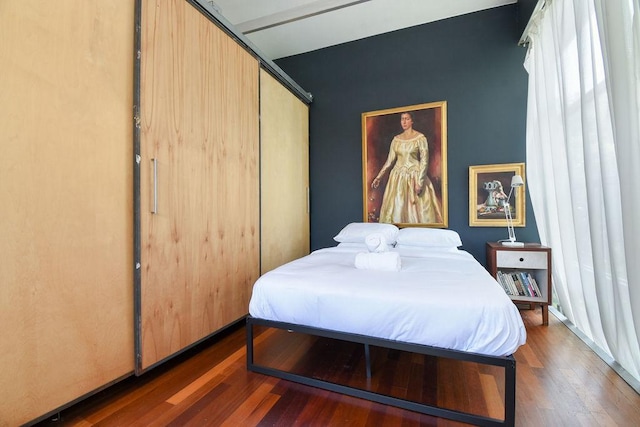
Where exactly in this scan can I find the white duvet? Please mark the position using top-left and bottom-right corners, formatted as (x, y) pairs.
(249, 246), (526, 356)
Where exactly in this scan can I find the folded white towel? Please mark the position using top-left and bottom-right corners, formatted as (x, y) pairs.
(354, 251), (401, 271)
(364, 232), (389, 253)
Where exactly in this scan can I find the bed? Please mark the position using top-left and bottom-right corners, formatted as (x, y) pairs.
(246, 224), (526, 427)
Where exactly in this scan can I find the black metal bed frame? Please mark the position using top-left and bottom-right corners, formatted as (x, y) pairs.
(246, 316), (516, 427)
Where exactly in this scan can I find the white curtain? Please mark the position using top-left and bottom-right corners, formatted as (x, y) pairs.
(524, 0), (640, 383)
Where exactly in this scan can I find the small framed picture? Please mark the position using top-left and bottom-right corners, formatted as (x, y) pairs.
(468, 163), (525, 227)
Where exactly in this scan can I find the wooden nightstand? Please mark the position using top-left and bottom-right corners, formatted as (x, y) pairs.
(486, 242), (552, 325)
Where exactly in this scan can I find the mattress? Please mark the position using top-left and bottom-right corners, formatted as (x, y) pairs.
(249, 246), (526, 356)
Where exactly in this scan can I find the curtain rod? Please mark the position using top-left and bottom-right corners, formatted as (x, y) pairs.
(188, 0), (314, 104)
(519, 0), (552, 46)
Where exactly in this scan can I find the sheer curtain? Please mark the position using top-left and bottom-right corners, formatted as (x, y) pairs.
(524, 0), (640, 383)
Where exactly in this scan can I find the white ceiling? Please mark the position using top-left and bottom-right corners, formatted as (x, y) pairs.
(210, 0), (518, 60)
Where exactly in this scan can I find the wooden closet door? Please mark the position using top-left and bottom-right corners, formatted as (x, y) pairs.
(260, 70), (310, 273)
(137, 0), (260, 371)
(1, 1), (134, 424)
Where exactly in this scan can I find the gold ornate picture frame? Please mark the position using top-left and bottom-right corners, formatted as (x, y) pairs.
(362, 101), (448, 228)
(468, 163), (525, 227)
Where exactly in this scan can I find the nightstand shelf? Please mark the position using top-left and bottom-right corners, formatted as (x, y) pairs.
(486, 242), (552, 325)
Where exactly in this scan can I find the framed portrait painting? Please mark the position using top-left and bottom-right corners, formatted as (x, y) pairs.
(468, 163), (525, 227)
(362, 101), (448, 228)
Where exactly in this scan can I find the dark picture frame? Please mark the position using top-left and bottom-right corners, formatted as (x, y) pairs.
(362, 101), (448, 228)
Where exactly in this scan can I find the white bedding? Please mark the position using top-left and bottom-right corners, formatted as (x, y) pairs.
(249, 246), (526, 356)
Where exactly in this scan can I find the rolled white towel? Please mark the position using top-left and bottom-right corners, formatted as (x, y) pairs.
(354, 251), (401, 271)
(364, 232), (389, 253)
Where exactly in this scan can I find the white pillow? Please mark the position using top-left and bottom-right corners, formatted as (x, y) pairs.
(337, 242), (395, 250)
(393, 245), (459, 257)
(396, 228), (462, 248)
(333, 222), (399, 244)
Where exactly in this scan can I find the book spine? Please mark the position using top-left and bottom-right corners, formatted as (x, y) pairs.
(512, 273), (525, 296)
(519, 271), (533, 297)
(528, 273), (542, 298)
(506, 272), (517, 296)
(497, 271), (511, 295)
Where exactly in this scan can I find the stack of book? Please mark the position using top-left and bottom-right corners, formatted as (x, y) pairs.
(497, 270), (542, 298)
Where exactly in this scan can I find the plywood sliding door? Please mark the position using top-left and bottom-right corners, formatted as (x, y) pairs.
(0, 2), (134, 425)
(260, 70), (310, 273)
(137, 0), (260, 371)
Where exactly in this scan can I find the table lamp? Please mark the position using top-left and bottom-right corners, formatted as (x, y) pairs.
(501, 174), (524, 247)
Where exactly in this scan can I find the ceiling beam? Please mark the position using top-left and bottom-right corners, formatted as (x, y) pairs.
(236, 0), (372, 34)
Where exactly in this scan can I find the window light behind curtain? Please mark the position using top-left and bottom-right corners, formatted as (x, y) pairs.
(523, 0), (640, 384)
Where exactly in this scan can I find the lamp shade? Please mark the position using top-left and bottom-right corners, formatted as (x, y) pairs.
(510, 175), (524, 188)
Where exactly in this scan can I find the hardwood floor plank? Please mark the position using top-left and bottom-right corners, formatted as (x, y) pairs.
(259, 382), (314, 425)
(405, 361), (425, 403)
(123, 402), (175, 427)
(56, 384), (135, 426)
(515, 403), (546, 426)
(290, 389), (343, 426)
(515, 342), (544, 369)
(462, 362), (492, 417)
(164, 382), (231, 426)
(143, 375), (230, 427)
(516, 364), (555, 410)
(479, 373), (503, 420)
(437, 358), (468, 415)
(327, 395), (375, 426)
(165, 349), (243, 405)
(419, 356), (438, 407)
(219, 380), (279, 426)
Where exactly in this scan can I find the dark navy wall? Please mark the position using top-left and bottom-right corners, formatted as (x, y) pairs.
(518, 0), (539, 35)
(276, 4), (539, 265)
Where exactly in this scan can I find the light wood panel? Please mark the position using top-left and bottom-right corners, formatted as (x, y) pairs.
(0, 1), (135, 425)
(138, 0), (260, 371)
(260, 70), (310, 273)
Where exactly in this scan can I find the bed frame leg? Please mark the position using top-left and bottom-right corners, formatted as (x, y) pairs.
(505, 357), (516, 427)
(364, 343), (371, 378)
(246, 317), (254, 369)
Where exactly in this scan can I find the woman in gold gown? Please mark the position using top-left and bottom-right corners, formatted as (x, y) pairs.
(371, 112), (443, 224)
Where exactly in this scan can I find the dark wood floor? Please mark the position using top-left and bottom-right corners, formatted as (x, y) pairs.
(34, 309), (640, 426)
